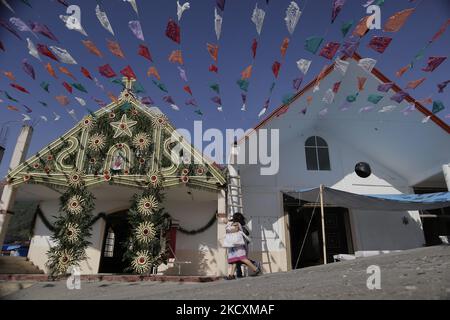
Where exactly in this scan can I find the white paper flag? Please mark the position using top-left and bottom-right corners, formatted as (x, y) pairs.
(39, 115), (48, 122)
(285, 1), (302, 35)
(258, 107), (267, 118)
(27, 38), (41, 61)
(378, 105), (397, 113)
(177, 1), (190, 21)
(334, 58), (349, 76)
(318, 108), (328, 116)
(322, 89), (335, 104)
(123, 0), (138, 15)
(251, 3), (265, 35)
(75, 97), (86, 106)
(1, 0), (14, 13)
(21, 114), (31, 122)
(59, 5), (88, 36)
(53, 112), (61, 121)
(95, 5), (114, 36)
(296, 59), (311, 75)
(214, 8), (222, 40)
(358, 58), (377, 72)
(10, 17), (35, 36)
(421, 115), (431, 123)
(50, 46), (78, 64)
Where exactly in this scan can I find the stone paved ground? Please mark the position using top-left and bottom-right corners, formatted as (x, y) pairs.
(1, 245), (449, 300)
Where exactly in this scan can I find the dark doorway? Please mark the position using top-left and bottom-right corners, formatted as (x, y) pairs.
(284, 195), (354, 269)
(414, 187), (450, 246)
(99, 210), (132, 274)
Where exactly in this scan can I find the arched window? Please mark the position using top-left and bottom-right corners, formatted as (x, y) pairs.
(103, 228), (115, 257)
(305, 136), (331, 171)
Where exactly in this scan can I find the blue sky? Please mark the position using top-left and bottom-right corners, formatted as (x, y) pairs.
(0, 0), (449, 178)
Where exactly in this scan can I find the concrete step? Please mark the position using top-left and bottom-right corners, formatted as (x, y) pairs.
(0, 256), (44, 274)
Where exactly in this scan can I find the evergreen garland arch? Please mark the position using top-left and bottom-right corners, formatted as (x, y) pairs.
(124, 177), (171, 274)
(46, 172), (95, 277)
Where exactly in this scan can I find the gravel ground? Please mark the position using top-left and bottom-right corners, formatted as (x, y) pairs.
(1, 245), (449, 300)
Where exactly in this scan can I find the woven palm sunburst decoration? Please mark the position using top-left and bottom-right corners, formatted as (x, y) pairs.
(137, 195), (158, 216)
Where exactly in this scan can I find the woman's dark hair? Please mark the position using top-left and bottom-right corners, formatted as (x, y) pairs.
(232, 212), (246, 226)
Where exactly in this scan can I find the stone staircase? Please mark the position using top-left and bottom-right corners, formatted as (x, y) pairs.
(0, 256), (44, 274)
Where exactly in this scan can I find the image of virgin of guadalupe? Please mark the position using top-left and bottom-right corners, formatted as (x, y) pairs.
(111, 149), (126, 172)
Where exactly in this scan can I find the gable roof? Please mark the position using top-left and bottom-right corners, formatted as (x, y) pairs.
(6, 78), (226, 191)
(246, 52), (450, 138)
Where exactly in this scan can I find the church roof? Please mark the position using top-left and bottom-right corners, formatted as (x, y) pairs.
(6, 78), (226, 191)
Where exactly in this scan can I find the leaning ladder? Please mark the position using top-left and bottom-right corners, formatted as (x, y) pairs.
(227, 173), (244, 216)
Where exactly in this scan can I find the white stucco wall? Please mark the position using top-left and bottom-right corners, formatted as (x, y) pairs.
(237, 129), (425, 273)
(27, 189), (220, 276)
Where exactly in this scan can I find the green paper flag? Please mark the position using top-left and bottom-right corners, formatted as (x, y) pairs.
(40, 81), (50, 92)
(194, 109), (203, 116)
(237, 79), (249, 92)
(374, 0), (385, 6)
(341, 20), (354, 37)
(346, 93), (358, 103)
(39, 101), (48, 107)
(5, 91), (18, 102)
(368, 94), (384, 104)
(210, 83), (220, 94)
(133, 81), (146, 94)
(72, 83), (88, 93)
(111, 78), (124, 86)
(282, 94), (295, 105)
(432, 100), (445, 114)
(87, 108), (97, 118)
(121, 102), (132, 112)
(152, 80), (169, 93)
(305, 36), (324, 54)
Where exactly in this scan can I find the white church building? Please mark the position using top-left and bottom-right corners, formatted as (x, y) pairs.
(0, 53), (449, 276)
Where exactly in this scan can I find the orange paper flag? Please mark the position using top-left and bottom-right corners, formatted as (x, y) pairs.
(280, 37), (290, 58)
(396, 64), (411, 77)
(307, 96), (313, 105)
(107, 92), (118, 103)
(3, 71), (15, 81)
(241, 65), (252, 79)
(207, 43), (219, 62)
(58, 66), (76, 80)
(384, 8), (415, 32)
(55, 95), (69, 106)
(106, 39), (125, 59)
(357, 77), (367, 91)
(353, 15), (372, 37)
(147, 66), (160, 80)
(406, 77), (426, 90)
(7, 105), (19, 111)
(45, 63), (57, 78)
(168, 50), (183, 65)
(81, 40), (103, 58)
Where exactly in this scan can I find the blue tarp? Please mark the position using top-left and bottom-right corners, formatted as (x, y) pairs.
(285, 187), (450, 211)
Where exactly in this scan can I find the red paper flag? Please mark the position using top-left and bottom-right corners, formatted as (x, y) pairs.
(422, 56), (447, 72)
(333, 81), (341, 94)
(138, 44), (153, 62)
(251, 39), (258, 59)
(272, 61), (281, 78)
(319, 42), (341, 60)
(37, 44), (59, 61)
(99, 64), (117, 78)
(7, 105), (19, 111)
(120, 65), (136, 79)
(166, 19), (181, 44)
(368, 36), (393, 54)
(10, 83), (30, 94)
(183, 85), (193, 96)
(209, 64), (218, 73)
(81, 67), (93, 80)
(396, 64), (411, 77)
(62, 82), (73, 93)
(430, 19), (450, 43)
